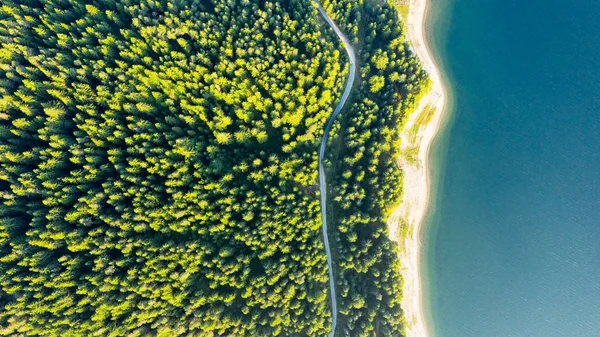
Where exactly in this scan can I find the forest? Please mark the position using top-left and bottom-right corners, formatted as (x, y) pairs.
(321, 0), (428, 335)
(0, 0), (426, 336)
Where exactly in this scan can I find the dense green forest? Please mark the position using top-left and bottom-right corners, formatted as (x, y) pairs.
(322, 1), (428, 335)
(0, 0), (426, 336)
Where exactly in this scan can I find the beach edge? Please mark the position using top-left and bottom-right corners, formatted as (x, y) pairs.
(386, 0), (447, 336)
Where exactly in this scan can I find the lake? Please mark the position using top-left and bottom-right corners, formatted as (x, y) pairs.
(424, 0), (600, 336)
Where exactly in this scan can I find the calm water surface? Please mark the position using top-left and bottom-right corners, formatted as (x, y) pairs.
(424, 0), (600, 336)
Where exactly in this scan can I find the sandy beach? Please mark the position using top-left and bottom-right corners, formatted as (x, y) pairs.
(386, 0), (447, 336)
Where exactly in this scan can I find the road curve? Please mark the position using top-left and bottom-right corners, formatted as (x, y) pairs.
(315, 2), (357, 336)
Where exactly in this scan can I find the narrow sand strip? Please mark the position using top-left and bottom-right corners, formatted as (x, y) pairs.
(386, 0), (447, 336)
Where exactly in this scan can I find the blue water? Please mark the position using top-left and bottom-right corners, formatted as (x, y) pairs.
(424, 0), (600, 336)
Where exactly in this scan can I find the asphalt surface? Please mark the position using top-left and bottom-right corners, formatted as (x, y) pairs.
(315, 2), (357, 336)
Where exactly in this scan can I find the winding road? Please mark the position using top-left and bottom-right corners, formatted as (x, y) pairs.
(315, 2), (357, 336)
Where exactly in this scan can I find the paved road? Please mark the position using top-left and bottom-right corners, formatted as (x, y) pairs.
(315, 2), (357, 336)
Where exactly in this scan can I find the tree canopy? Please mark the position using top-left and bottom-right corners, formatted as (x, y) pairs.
(0, 0), (427, 336)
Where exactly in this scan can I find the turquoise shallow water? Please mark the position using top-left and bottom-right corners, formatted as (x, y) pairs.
(423, 0), (600, 336)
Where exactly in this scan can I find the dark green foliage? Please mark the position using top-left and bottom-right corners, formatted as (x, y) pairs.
(321, 0), (363, 43)
(325, 2), (428, 337)
(0, 0), (347, 335)
(0, 0), (427, 336)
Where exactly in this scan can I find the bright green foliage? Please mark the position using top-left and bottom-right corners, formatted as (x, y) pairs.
(0, 0), (427, 336)
(0, 0), (347, 336)
(369, 75), (386, 93)
(324, 2), (428, 336)
(321, 0), (363, 43)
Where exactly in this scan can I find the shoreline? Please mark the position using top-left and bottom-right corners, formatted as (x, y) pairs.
(387, 0), (447, 337)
